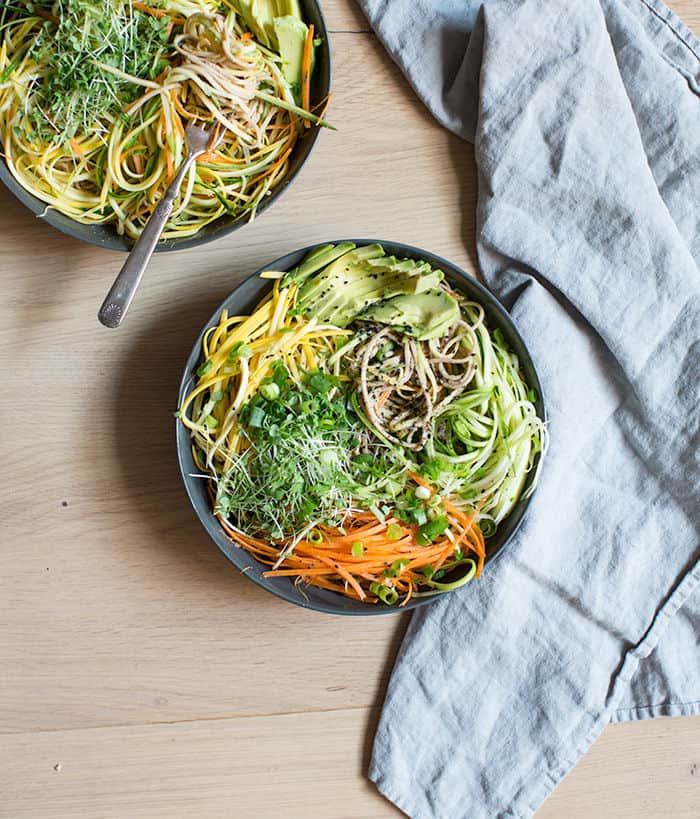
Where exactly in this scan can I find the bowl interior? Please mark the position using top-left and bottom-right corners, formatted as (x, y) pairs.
(177, 240), (546, 615)
(0, 0), (331, 252)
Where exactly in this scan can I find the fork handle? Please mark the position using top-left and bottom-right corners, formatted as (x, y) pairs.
(97, 152), (199, 328)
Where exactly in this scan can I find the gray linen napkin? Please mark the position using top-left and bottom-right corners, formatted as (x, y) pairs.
(357, 0), (700, 816)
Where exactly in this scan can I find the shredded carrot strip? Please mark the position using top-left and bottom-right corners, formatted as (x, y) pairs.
(376, 389), (392, 412)
(301, 23), (314, 124)
(408, 471), (433, 492)
(69, 138), (86, 163)
(248, 141), (295, 186)
(132, 3), (185, 23)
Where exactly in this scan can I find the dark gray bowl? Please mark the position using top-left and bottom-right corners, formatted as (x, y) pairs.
(0, 0), (331, 252)
(176, 240), (546, 615)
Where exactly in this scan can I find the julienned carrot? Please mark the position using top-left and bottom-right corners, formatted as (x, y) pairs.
(132, 2), (185, 23)
(443, 497), (486, 575)
(407, 470), (432, 492)
(171, 89), (194, 121)
(69, 137), (86, 163)
(301, 23), (314, 124)
(229, 523), (476, 604)
(311, 92), (333, 119)
(248, 139), (295, 186)
(377, 389), (391, 412)
(315, 554), (366, 599)
(165, 141), (174, 180)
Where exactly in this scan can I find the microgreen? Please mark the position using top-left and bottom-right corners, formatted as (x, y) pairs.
(10, 0), (173, 140)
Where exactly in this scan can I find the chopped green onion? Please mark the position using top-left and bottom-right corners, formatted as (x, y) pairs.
(197, 359), (213, 377)
(414, 485), (431, 501)
(412, 507), (428, 526)
(370, 504), (386, 523)
(260, 382), (280, 401)
(204, 415), (218, 429)
(424, 559), (476, 592)
(478, 518), (496, 537)
(351, 542), (364, 557)
(422, 564), (435, 578)
(386, 523), (403, 540)
(369, 581), (398, 604)
(307, 528), (323, 545)
(378, 586), (399, 605)
(228, 342), (252, 360)
(415, 515), (450, 546)
(211, 390), (225, 402)
(247, 406), (266, 428)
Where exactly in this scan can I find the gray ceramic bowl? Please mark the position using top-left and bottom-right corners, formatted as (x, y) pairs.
(176, 240), (546, 615)
(0, 0), (331, 252)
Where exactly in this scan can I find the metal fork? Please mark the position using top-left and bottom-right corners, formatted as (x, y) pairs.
(98, 121), (223, 329)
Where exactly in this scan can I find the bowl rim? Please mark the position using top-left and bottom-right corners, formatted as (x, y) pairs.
(176, 239), (547, 615)
(0, 0), (332, 253)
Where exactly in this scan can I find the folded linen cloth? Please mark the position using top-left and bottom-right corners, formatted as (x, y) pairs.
(357, 1), (700, 816)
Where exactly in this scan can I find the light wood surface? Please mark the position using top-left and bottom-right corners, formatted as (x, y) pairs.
(0, 1), (698, 817)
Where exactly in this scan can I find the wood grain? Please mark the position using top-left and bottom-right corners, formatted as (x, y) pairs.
(2, 712), (698, 819)
(0, 0), (698, 817)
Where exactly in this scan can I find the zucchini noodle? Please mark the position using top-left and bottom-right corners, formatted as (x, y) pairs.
(425, 302), (548, 527)
(0, 1), (325, 239)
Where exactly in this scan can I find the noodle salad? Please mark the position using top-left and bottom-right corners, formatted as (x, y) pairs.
(0, 1), (330, 240)
(179, 244), (547, 606)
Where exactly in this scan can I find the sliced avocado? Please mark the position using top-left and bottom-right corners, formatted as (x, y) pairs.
(276, 0), (302, 18)
(274, 15), (307, 95)
(232, 0), (268, 47)
(282, 242), (357, 288)
(252, 0), (278, 48)
(297, 244), (400, 326)
(231, 0), (306, 51)
(359, 289), (460, 340)
(297, 243), (385, 311)
(296, 245), (454, 329)
(364, 257), (444, 290)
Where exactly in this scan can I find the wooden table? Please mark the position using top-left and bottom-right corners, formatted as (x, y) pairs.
(1, 1), (698, 816)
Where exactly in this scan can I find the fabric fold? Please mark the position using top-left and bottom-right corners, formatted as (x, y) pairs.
(358, 0), (700, 816)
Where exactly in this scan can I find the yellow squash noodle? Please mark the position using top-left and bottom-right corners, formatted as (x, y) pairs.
(179, 276), (350, 472)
